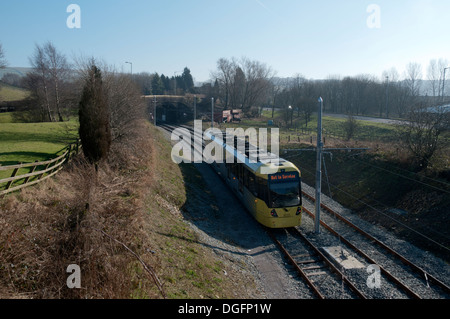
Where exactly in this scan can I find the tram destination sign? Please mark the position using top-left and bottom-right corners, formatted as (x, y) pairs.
(269, 172), (299, 183)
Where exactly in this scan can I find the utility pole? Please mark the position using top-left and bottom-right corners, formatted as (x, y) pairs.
(315, 97), (324, 234)
(211, 98), (214, 128)
(284, 97), (371, 235)
(194, 95), (197, 122)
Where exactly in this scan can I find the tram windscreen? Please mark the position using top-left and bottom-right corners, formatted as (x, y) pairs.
(269, 172), (301, 208)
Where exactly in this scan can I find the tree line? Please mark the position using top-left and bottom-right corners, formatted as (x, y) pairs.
(0, 41), (198, 122)
(209, 57), (449, 121)
(132, 68), (194, 96)
(1, 40), (448, 125)
(207, 56), (449, 171)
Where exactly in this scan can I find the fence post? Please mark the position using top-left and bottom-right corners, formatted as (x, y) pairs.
(23, 161), (38, 185)
(38, 163), (51, 180)
(5, 166), (20, 190)
(66, 144), (72, 161)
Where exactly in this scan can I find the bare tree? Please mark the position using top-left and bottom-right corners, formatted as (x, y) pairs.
(0, 43), (8, 99)
(26, 42), (73, 122)
(342, 114), (359, 141)
(428, 59), (441, 100)
(212, 57), (274, 113)
(44, 42), (70, 122)
(322, 75), (342, 113)
(405, 62), (423, 100)
(240, 57), (274, 113)
(29, 44), (53, 122)
(211, 58), (235, 108)
(397, 103), (446, 170)
(437, 58), (449, 99)
(104, 71), (146, 141)
(0, 43), (7, 69)
(229, 66), (245, 109)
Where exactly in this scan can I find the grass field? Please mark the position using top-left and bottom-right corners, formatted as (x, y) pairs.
(0, 83), (30, 102)
(194, 110), (399, 146)
(0, 113), (79, 185)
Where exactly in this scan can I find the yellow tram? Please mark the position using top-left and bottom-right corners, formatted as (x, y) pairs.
(205, 130), (302, 228)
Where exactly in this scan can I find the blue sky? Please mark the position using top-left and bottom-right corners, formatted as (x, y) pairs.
(1, 0), (449, 82)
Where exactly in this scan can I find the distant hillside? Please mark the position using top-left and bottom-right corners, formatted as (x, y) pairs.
(0, 67), (33, 79)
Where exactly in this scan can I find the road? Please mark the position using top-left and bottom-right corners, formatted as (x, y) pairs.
(262, 108), (407, 125)
(323, 113), (406, 125)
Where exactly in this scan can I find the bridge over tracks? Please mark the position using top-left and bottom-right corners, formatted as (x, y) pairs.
(143, 95), (206, 125)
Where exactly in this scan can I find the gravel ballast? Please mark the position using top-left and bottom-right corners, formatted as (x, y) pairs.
(160, 127), (449, 299)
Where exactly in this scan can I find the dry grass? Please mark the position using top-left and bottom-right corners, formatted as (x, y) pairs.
(0, 119), (154, 298)
(0, 119), (259, 299)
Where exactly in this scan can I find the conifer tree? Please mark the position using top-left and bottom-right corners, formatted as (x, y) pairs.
(78, 65), (111, 164)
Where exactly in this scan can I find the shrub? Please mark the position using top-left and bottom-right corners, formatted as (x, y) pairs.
(78, 65), (111, 164)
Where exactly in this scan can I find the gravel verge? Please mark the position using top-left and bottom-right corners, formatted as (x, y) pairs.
(159, 126), (449, 299)
(301, 182), (450, 299)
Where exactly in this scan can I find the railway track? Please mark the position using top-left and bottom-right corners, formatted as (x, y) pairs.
(300, 189), (450, 299)
(267, 227), (366, 299)
(157, 123), (450, 299)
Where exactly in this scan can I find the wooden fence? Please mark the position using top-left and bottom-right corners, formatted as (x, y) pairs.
(0, 141), (81, 196)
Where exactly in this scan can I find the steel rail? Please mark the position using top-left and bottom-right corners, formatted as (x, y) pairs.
(302, 206), (421, 299)
(267, 230), (325, 300)
(301, 190), (450, 295)
(162, 125), (370, 298)
(268, 228), (367, 299)
(158, 124), (446, 298)
(287, 227), (368, 299)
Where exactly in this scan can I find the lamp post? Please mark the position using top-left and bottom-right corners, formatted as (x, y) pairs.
(288, 105), (293, 126)
(125, 61), (132, 76)
(443, 67), (449, 103)
(174, 71), (180, 95)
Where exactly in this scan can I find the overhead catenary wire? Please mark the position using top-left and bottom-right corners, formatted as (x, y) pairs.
(283, 145), (450, 244)
(348, 155), (450, 194)
(295, 163), (450, 253)
(350, 152), (450, 188)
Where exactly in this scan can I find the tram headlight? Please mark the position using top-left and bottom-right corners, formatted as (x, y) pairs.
(296, 207), (302, 216)
(271, 209), (278, 217)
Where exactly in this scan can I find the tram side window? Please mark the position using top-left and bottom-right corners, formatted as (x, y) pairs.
(248, 173), (256, 195)
(243, 169), (249, 188)
(238, 164), (243, 181)
(238, 165), (244, 193)
(231, 163), (237, 178)
(256, 177), (269, 205)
